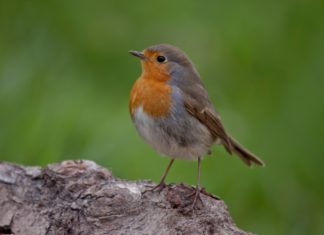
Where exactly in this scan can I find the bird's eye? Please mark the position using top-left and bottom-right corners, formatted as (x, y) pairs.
(156, 55), (166, 63)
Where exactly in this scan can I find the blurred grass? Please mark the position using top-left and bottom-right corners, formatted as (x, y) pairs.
(0, 1), (323, 234)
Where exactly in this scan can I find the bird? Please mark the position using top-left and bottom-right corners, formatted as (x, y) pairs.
(129, 44), (265, 209)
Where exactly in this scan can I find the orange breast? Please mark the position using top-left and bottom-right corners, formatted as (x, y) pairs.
(129, 77), (172, 117)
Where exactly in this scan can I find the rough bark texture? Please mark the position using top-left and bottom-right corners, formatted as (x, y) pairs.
(0, 160), (253, 235)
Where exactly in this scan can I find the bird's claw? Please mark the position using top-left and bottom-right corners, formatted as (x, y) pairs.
(142, 181), (167, 195)
(182, 187), (204, 213)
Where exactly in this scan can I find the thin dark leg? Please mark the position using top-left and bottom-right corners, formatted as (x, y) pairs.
(191, 157), (202, 209)
(143, 159), (175, 193)
(158, 159), (175, 184)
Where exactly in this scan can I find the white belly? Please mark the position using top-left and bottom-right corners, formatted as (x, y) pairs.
(132, 106), (213, 160)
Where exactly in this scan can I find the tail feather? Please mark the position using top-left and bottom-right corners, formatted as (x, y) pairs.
(228, 136), (265, 167)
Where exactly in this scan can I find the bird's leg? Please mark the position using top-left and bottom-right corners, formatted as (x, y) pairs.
(143, 159), (175, 193)
(190, 157), (203, 209)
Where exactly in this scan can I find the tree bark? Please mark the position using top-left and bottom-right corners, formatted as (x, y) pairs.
(0, 160), (253, 235)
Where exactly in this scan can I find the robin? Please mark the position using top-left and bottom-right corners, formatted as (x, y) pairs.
(129, 44), (265, 209)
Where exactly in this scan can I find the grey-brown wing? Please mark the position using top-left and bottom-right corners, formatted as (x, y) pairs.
(181, 82), (266, 166)
(182, 83), (234, 154)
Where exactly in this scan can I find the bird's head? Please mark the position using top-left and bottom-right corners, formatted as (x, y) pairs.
(130, 44), (197, 82)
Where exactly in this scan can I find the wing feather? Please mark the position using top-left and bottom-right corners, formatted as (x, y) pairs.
(184, 100), (234, 154)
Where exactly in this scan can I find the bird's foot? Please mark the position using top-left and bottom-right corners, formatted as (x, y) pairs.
(182, 187), (204, 213)
(191, 188), (203, 210)
(142, 181), (167, 195)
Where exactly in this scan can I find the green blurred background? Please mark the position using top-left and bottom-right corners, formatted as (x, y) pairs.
(0, 1), (323, 234)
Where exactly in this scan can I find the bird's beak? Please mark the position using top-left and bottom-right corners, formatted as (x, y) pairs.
(129, 50), (146, 60)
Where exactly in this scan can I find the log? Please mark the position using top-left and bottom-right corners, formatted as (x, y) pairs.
(0, 160), (253, 235)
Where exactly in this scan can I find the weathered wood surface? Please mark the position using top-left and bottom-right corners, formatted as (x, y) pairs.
(0, 160), (253, 235)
